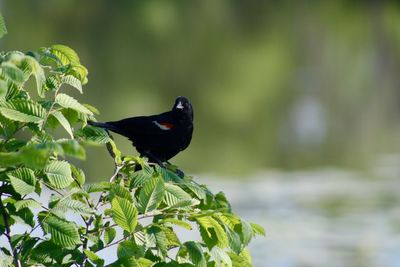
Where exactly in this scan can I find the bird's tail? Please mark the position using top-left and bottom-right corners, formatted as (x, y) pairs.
(88, 121), (120, 133)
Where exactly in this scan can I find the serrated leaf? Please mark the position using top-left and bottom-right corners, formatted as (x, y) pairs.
(162, 218), (192, 230)
(0, 99), (45, 123)
(7, 167), (36, 195)
(224, 225), (242, 254)
(104, 227), (116, 245)
(196, 216), (229, 248)
(184, 182), (207, 200)
(138, 177), (165, 214)
(250, 222), (265, 237)
(14, 199), (41, 211)
(130, 170), (151, 188)
(61, 74), (82, 93)
(0, 62), (25, 84)
(117, 240), (144, 259)
(84, 250), (104, 266)
(239, 219), (253, 246)
(44, 160), (74, 189)
(51, 111), (73, 138)
(55, 93), (93, 115)
(76, 126), (111, 144)
(163, 183), (194, 209)
(210, 246), (232, 267)
(23, 56), (46, 97)
(53, 199), (93, 215)
(50, 44), (80, 66)
(110, 184), (133, 202)
(228, 252), (252, 267)
(184, 241), (206, 267)
(70, 165), (85, 187)
(146, 225), (168, 254)
(111, 197), (138, 233)
(84, 181), (111, 193)
(10, 207), (34, 227)
(39, 213), (81, 247)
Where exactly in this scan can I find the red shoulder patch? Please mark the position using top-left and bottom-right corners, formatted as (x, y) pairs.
(153, 121), (174, 130)
(160, 122), (174, 129)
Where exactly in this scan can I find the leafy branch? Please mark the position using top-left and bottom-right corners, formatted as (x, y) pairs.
(0, 13), (264, 267)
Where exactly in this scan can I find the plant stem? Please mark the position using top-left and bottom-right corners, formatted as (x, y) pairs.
(0, 194), (22, 267)
(41, 87), (60, 131)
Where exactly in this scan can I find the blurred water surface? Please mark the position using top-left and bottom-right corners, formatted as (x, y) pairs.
(204, 160), (400, 267)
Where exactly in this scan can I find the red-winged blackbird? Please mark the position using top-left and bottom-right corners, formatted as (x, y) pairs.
(88, 96), (193, 165)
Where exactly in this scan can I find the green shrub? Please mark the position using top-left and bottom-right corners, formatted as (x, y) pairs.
(0, 14), (264, 267)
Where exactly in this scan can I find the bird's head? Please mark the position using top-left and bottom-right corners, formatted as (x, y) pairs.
(172, 96), (193, 120)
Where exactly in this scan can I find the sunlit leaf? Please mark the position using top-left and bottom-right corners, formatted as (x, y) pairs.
(7, 167), (36, 195)
(38, 212), (82, 247)
(0, 99), (46, 123)
(138, 177), (165, 214)
(55, 93), (93, 115)
(51, 111), (73, 138)
(111, 197), (138, 233)
(44, 160), (74, 189)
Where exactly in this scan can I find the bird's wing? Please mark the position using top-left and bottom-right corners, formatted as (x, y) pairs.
(106, 112), (175, 136)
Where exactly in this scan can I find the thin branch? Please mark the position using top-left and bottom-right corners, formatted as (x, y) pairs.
(0, 194), (22, 267)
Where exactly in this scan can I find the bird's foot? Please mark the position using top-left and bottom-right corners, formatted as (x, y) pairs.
(165, 162), (185, 178)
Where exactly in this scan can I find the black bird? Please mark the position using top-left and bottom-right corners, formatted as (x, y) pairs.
(88, 96), (193, 165)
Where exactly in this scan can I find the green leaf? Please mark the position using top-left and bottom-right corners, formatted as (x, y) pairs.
(104, 227), (116, 245)
(23, 56), (46, 97)
(10, 207), (35, 227)
(71, 165), (85, 187)
(29, 240), (65, 263)
(110, 184), (133, 202)
(146, 225), (168, 254)
(111, 197), (138, 233)
(117, 240), (144, 259)
(162, 218), (192, 230)
(84, 181), (111, 193)
(51, 111), (74, 138)
(44, 160), (74, 189)
(57, 139), (86, 160)
(0, 99), (46, 123)
(14, 199), (41, 211)
(53, 198), (93, 215)
(163, 183), (197, 209)
(84, 250), (104, 267)
(61, 75), (82, 93)
(76, 126), (111, 144)
(0, 13), (7, 38)
(250, 222), (265, 237)
(7, 167), (36, 195)
(238, 219), (253, 246)
(184, 241), (206, 267)
(50, 44), (80, 66)
(196, 216), (229, 248)
(210, 246), (232, 267)
(0, 62), (25, 84)
(129, 170), (151, 188)
(39, 213), (82, 247)
(228, 252), (252, 267)
(55, 93), (93, 115)
(138, 177), (165, 214)
(224, 225), (242, 254)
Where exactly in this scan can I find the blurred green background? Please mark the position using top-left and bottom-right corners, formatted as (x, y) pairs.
(2, 1), (400, 178)
(3, 2), (400, 267)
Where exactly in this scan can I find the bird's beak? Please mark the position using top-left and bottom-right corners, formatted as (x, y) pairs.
(176, 101), (184, 109)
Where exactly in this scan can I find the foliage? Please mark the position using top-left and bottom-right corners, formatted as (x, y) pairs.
(0, 14), (264, 267)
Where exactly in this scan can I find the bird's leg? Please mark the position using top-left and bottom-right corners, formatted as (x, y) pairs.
(165, 161), (185, 178)
(141, 151), (165, 167)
